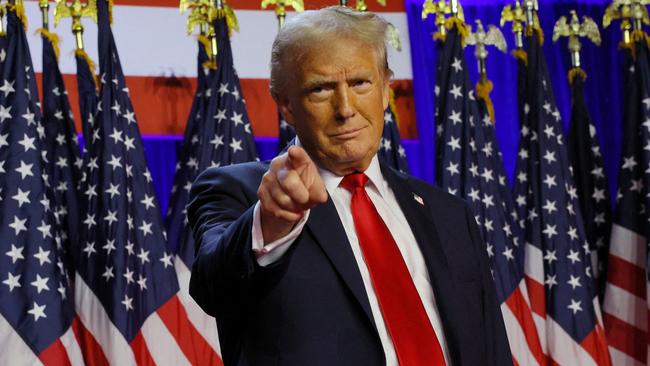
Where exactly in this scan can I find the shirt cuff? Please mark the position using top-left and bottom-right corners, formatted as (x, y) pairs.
(251, 201), (310, 267)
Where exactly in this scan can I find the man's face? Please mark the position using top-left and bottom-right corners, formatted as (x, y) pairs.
(276, 40), (390, 175)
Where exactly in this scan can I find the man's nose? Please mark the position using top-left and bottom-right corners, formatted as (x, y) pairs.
(334, 85), (355, 120)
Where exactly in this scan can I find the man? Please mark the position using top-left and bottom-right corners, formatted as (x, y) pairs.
(189, 6), (511, 366)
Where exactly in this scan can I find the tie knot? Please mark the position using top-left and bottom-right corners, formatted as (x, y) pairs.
(340, 172), (368, 192)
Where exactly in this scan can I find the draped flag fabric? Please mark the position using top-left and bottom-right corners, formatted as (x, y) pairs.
(164, 37), (224, 366)
(75, 49), (98, 154)
(566, 69), (611, 301)
(0, 8), (83, 365)
(278, 112), (295, 151)
(513, 31), (610, 365)
(602, 34), (650, 366)
(435, 22), (543, 365)
(72, 1), (221, 364)
(196, 19), (258, 169)
(40, 28), (83, 273)
(379, 102), (410, 172)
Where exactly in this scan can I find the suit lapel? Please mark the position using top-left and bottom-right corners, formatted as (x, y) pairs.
(380, 164), (463, 365)
(305, 198), (377, 331)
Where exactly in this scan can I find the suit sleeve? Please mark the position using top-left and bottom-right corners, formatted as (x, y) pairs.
(464, 204), (513, 366)
(187, 166), (262, 318)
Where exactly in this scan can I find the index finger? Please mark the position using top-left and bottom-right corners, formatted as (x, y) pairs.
(286, 146), (313, 171)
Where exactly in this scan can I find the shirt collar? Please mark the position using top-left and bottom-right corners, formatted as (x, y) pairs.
(295, 137), (386, 197)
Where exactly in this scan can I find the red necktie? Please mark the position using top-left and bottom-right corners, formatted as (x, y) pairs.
(340, 173), (446, 366)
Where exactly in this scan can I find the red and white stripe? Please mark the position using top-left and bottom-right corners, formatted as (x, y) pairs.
(74, 272), (223, 365)
(603, 223), (648, 366)
(524, 242), (611, 365)
(501, 279), (545, 366)
(0, 311), (85, 366)
(23, 0), (416, 138)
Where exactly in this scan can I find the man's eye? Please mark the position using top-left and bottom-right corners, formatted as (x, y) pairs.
(352, 80), (370, 88)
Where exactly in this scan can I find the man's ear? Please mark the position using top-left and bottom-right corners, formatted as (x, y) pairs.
(382, 79), (390, 110)
(274, 94), (296, 127)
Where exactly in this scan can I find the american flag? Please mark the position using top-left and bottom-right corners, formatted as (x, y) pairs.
(165, 24), (246, 366)
(40, 28), (83, 275)
(566, 69), (611, 301)
(435, 23), (543, 365)
(602, 34), (650, 366)
(513, 31), (610, 364)
(72, 1), (220, 364)
(195, 18), (258, 169)
(379, 100), (409, 172)
(0, 7), (83, 365)
(75, 47), (98, 156)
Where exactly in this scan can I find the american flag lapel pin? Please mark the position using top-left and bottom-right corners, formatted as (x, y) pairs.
(413, 193), (424, 206)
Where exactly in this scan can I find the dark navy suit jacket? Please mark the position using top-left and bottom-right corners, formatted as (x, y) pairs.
(188, 160), (512, 366)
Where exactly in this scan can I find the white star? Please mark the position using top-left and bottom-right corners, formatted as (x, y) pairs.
(567, 275), (582, 290)
(11, 188), (30, 207)
(469, 164), (479, 177)
(33, 246), (51, 265)
(543, 174), (557, 189)
(160, 252), (173, 268)
(482, 194), (494, 208)
(0, 133), (7, 149)
(104, 210), (118, 226)
(107, 155), (122, 170)
(542, 199), (557, 214)
(102, 266), (114, 281)
(543, 224), (557, 238)
(5, 244), (24, 263)
(9, 216), (27, 235)
(105, 183), (120, 198)
(481, 168), (494, 182)
(543, 150), (556, 164)
(102, 239), (116, 255)
(481, 142), (493, 157)
(502, 247), (514, 260)
(567, 299), (582, 314)
(468, 188), (480, 202)
(451, 57), (462, 72)
(83, 242), (96, 257)
(140, 194), (156, 210)
(567, 226), (578, 241)
(17, 134), (36, 152)
(0, 105), (11, 123)
(449, 84), (463, 99)
(567, 250), (581, 264)
(15, 160), (34, 179)
(27, 302), (47, 321)
(139, 221), (153, 237)
(84, 214), (97, 229)
(3, 272), (21, 291)
(210, 134), (224, 149)
(214, 109), (227, 123)
(123, 110), (136, 124)
(137, 248), (150, 264)
(36, 221), (52, 239)
(486, 243), (494, 257)
(591, 167), (604, 179)
(111, 100), (121, 115)
(125, 241), (135, 256)
(121, 294), (134, 311)
(447, 136), (461, 151)
(123, 136), (135, 151)
(0, 80), (14, 96)
(144, 170), (152, 183)
(109, 128), (123, 144)
(446, 161), (459, 176)
(230, 138), (243, 153)
(448, 110), (462, 125)
(231, 112), (244, 126)
(217, 83), (229, 97)
(30, 274), (50, 294)
(622, 156), (637, 171)
(137, 275), (148, 291)
(545, 274), (558, 289)
(631, 179), (644, 192)
(123, 268), (135, 284)
(484, 219), (494, 231)
(592, 188), (605, 202)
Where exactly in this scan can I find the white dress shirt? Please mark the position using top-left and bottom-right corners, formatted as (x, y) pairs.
(251, 155), (451, 365)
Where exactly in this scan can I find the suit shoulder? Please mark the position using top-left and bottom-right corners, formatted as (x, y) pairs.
(193, 161), (269, 185)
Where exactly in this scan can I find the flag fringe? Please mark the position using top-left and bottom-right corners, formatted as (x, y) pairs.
(475, 79), (495, 124)
(75, 48), (99, 89)
(568, 67), (586, 85)
(36, 28), (61, 61)
(197, 35), (211, 60)
(7, 3), (27, 31)
(511, 48), (528, 66)
(525, 25), (544, 46)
